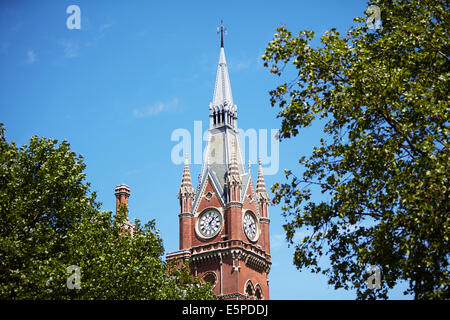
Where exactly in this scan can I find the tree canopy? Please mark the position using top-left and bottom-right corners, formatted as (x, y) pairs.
(0, 123), (214, 299)
(263, 0), (449, 299)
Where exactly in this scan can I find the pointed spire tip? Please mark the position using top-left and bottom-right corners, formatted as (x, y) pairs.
(218, 20), (226, 48)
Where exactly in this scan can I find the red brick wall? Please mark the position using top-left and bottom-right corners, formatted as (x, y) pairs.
(177, 176), (271, 300)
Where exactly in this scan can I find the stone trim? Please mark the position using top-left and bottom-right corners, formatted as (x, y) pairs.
(218, 293), (248, 300)
(259, 217), (270, 224)
(189, 240), (271, 273)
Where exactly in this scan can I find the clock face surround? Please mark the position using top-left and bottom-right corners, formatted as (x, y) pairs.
(243, 211), (259, 241)
(197, 210), (222, 239)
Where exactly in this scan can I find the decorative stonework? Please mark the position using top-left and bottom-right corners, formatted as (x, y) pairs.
(218, 293), (247, 300)
(168, 239), (271, 274)
(256, 159), (270, 204)
(205, 191), (213, 201)
(179, 153), (195, 201)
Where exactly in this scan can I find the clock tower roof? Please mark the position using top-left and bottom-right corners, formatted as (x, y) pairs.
(193, 41), (248, 210)
(212, 47), (234, 109)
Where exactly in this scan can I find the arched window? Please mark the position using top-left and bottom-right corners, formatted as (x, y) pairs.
(244, 280), (254, 299)
(202, 272), (217, 289)
(254, 285), (263, 300)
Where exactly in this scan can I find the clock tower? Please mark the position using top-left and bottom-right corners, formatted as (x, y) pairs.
(166, 25), (271, 300)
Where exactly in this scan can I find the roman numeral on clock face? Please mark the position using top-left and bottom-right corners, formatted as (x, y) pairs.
(199, 210), (221, 237)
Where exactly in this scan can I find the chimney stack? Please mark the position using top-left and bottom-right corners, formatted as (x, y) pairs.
(115, 184), (130, 217)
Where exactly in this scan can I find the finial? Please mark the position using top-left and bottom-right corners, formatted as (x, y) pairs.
(217, 20), (227, 48)
(258, 157), (262, 166)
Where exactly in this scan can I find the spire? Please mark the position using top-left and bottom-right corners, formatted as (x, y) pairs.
(210, 21), (237, 129)
(226, 142), (242, 186)
(212, 47), (234, 108)
(218, 20), (226, 48)
(256, 159), (269, 199)
(179, 153), (195, 198)
(226, 142), (242, 203)
(256, 159), (270, 218)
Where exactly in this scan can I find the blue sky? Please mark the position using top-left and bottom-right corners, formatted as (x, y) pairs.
(0, 0), (412, 299)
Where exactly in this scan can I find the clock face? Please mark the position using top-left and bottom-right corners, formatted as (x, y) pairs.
(198, 210), (222, 238)
(243, 212), (258, 241)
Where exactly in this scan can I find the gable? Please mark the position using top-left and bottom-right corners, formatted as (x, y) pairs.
(242, 177), (259, 216)
(193, 175), (225, 215)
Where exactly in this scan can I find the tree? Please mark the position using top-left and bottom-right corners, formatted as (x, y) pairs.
(0, 123), (214, 299)
(263, 0), (449, 299)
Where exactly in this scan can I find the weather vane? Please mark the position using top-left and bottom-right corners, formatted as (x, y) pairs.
(217, 20), (227, 48)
